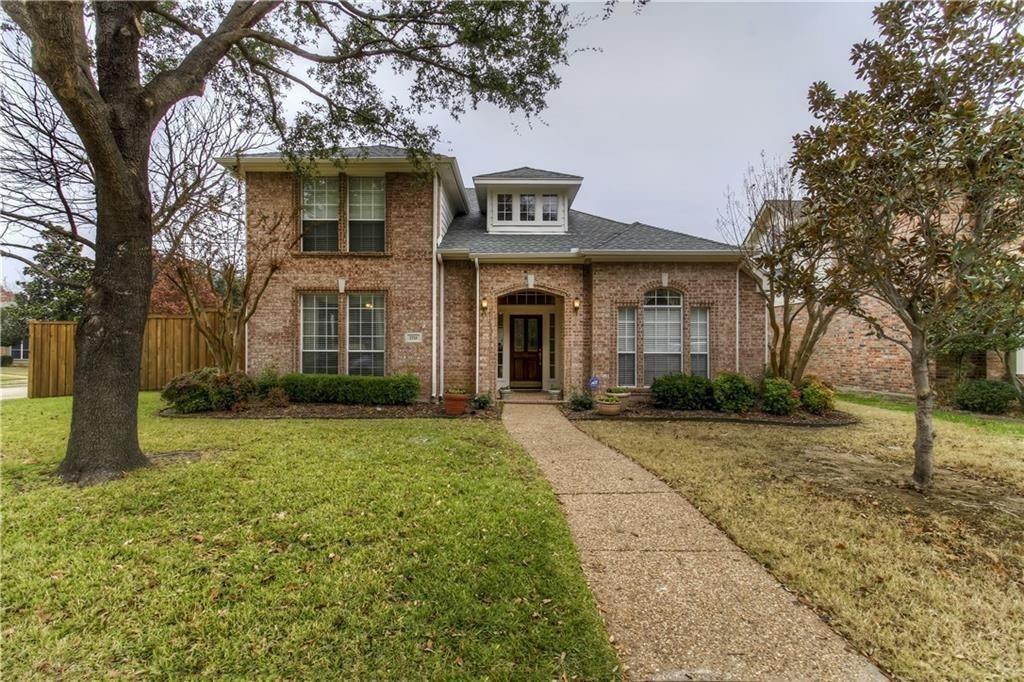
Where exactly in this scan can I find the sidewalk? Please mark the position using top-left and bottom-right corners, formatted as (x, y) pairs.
(502, 403), (885, 681)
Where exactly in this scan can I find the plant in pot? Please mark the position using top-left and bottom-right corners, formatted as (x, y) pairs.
(547, 384), (562, 400)
(595, 393), (622, 416)
(607, 386), (631, 399)
(444, 388), (469, 416)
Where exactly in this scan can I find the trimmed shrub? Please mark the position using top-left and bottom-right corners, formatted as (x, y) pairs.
(712, 372), (757, 413)
(761, 377), (800, 415)
(1, 355), (12, 367)
(471, 393), (493, 410)
(264, 386), (290, 408)
(800, 377), (835, 415)
(569, 391), (595, 411)
(650, 373), (715, 410)
(254, 365), (281, 396)
(161, 367), (255, 413)
(954, 379), (1017, 415)
(278, 373), (419, 405)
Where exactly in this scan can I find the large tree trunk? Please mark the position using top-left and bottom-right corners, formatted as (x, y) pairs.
(57, 137), (154, 484)
(909, 329), (935, 488)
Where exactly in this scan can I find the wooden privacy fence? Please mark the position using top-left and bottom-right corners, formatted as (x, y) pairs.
(28, 315), (234, 399)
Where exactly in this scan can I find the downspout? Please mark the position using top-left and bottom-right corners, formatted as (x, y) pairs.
(431, 173), (439, 399)
(439, 254), (445, 394)
(474, 257), (481, 394)
(735, 264), (741, 372)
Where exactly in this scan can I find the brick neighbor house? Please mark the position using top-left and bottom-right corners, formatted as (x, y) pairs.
(220, 146), (765, 399)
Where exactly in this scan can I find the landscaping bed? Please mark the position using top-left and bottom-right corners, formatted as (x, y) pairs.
(562, 401), (856, 426)
(159, 402), (500, 420)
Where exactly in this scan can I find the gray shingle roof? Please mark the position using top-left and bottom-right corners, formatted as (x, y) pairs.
(473, 167), (582, 181)
(237, 145), (418, 159)
(439, 192), (735, 256)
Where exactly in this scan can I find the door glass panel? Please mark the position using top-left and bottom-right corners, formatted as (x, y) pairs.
(514, 318), (525, 352)
(527, 318), (539, 352)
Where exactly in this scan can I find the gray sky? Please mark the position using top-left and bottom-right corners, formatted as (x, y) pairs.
(1, 2), (878, 289)
(425, 1), (877, 241)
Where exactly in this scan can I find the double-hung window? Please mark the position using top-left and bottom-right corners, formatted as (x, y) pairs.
(643, 288), (682, 385)
(690, 306), (710, 378)
(617, 307), (637, 387)
(542, 194), (559, 221)
(496, 194), (513, 221)
(348, 177), (385, 252)
(519, 194), (535, 221)
(301, 177), (339, 251)
(347, 292), (385, 376)
(301, 294), (339, 373)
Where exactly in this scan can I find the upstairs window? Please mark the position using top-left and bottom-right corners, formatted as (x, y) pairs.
(542, 194), (559, 221)
(348, 176), (385, 252)
(496, 194), (513, 221)
(301, 177), (339, 251)
(519, 194), (535, 221)
(690, 306), (709, 378)
(643, 288), (682, 385)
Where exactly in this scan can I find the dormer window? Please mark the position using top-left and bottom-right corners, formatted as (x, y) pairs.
(542, 194), (559, 221)
(519, 195), (535, 221)
(497, 194), (513, 221)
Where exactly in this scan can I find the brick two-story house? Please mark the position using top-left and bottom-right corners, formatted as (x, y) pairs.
(220, 146), (765, 399)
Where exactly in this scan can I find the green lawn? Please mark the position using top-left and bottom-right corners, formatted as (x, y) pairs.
(838, 391), (1024, 437)
(0, 364), (28, 387)
(577, 399), (1024, 681)
(1, 394), (619, 679)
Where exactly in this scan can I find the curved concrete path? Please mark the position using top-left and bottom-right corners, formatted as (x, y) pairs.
(502, 403), (885, 681)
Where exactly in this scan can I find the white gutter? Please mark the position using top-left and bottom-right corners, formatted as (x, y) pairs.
(735, 264), (741, 372)
(474, 258), (480, 394)
(439, 254), (446, 395)
(431, 172), (439, 399)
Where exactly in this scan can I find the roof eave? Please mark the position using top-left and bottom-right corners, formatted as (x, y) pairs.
(439, 248), (742, 263)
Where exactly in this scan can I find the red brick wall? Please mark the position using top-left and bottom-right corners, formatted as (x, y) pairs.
(441, 260), (476, 391)
(245, 170), (436, 397)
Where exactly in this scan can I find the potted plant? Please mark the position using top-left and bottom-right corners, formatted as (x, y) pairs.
(595, 393), (622, 416)
(444, 388), (469, 415)
(607, 386), (631, 399)
(547, 384), (562, 400)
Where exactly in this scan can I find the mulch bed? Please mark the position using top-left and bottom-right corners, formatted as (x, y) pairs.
(561, 403), (857, 427)
(158, 402), (501, 420)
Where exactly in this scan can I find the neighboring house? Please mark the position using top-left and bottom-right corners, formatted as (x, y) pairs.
(219, 146), (765, 399)
(751, 200), (1024, 395)
(0, 286), (25, 360)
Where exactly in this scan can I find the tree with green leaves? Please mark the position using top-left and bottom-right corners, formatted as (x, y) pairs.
(793, 1), (1024, 487)
(1, 0), (593, 484)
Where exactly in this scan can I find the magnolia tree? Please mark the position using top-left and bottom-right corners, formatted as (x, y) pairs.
(718, 154), (853, 384)
(2, 0), (594, 484)
(793, 1), (1024, 487)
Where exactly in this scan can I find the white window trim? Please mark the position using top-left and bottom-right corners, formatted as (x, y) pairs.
(690, 306), (710, 379)
(299, 293), (339, 374)
(643, 289), (684, 386)
(346, 176), (386, 252)
(301, 176), (340, 252)
(488, 190), (567, 233)
(345, 292), (387, 376)
(617, 307), (637, 388)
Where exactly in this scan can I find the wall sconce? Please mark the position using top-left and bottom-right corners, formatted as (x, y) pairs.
(481, 297), (489, 311)
(572, 297), (581, 312)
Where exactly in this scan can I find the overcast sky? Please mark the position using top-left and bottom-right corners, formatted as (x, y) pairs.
(1, 2), (879, 289)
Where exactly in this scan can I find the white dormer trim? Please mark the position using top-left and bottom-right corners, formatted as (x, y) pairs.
(487, 188), (568, 234)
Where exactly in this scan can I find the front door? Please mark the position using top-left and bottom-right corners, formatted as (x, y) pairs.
(510, 315), (543, 388)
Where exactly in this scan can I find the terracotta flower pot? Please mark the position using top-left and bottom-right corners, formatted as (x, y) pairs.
(596, 401), (622, 416)
(444, 394), (469, 416)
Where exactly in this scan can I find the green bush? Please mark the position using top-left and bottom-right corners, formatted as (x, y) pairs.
(278, 373), (419, 405)
(161, 367), (255, 413)
(254, 365), (281, 396)
(712, 372), (757, 413)
(264, 386), (290, 408)
(761, 377), (800, 415)
(800, 377), (835, 415)
(471, 393), (493, 410)
(1, 355), (13, 367)
(954, 379), (1017, 415)
(569, 391), (595, 411)
(650, 373), (715, 410)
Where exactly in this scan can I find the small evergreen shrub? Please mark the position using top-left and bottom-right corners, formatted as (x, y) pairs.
(569, 391), (595, 411)
(1, 355), (13, 367)
(761, 377), (800, 415)
(264, 386), (290, 408)
(471, 393), (493, 410)
(278, 373), (419, 405)
(954, 379), (1017, 415)
(800, 377), (835, 415)
(607, 386), (630, 394)
(650, 373), (715, 410)
(596, 393), (620, 404)
(254, 365), (281, 396)
(161, 367), (255, 413)
(712, 372), (757, 413)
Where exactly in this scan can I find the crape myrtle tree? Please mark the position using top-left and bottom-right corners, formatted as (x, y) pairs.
(718, 153), (854, 384)
(793, 1), (1024, 487)
(1, 0), (590, 484)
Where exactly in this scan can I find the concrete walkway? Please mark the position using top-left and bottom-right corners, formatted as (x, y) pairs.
(502, 403), (885, 681)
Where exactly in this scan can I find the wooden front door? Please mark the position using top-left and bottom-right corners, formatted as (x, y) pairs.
(510, 315), (543, 387)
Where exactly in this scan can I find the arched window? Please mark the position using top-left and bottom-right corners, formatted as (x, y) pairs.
(643, 288), (682, 385)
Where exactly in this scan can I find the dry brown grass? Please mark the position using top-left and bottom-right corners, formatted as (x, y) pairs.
(577, 400), (1024, 681)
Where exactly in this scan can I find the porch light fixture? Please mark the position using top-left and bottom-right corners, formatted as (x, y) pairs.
(573, 297), (581, 312)
(481, 297), (489, 311)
